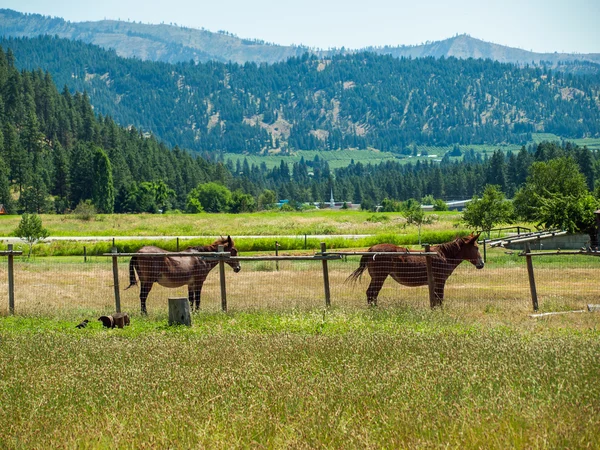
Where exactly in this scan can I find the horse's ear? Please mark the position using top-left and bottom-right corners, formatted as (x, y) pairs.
(227, 235), (232, 245)
(470, 233), (481, 243)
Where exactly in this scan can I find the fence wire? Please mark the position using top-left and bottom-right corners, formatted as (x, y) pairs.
(0, 253), (598, 316)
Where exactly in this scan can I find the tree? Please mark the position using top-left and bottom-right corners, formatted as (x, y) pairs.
(513, 157), (587, 221)
(91, 146), (114, 213)
(257, 189), (276, 210)
(186, 182), (232, 213)
(402, 200), (426, 245)
(230, 190), (256, 213)
(13, 213), (49, 257)
(462, 185), (513, 238)
(537, 193), (600, 247)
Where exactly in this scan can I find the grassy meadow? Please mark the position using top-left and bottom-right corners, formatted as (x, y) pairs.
(223, 135), (600, 170)
(0, 209), (480, 255)
(2, 210), (599, 448)
(0, 209), (465, 238)
(1, 309), (599, 448)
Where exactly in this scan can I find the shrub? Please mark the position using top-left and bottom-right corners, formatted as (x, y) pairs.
(73, 200), (97, 221)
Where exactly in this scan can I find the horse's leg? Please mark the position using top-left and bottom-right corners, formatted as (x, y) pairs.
(432, 280), (445, 308)
(194, 288), (201, 311)
(140, 281), (153, 315)
(188, 287), (194, 310)
(366, 274), (388, 306)
(193, 272), (208, 311)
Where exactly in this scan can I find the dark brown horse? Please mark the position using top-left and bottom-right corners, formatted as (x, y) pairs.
(126, 236), (241, 314)
(346, 234), (484, 307)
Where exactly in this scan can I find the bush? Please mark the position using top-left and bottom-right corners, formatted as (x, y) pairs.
(73, 200), (97, 221)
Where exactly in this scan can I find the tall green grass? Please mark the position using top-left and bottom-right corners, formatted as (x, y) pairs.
(2, 229), (473, 256)
(1, 310), (599, 448)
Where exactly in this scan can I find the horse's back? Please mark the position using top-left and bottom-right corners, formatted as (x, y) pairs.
(137, 245), (169, 254)
(368, 243), (408, 253)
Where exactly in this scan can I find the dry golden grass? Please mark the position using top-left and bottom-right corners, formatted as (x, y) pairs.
(1, 257), (598, 323)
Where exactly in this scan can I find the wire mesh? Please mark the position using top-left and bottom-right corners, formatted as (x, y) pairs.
(0, 253), (598, 316)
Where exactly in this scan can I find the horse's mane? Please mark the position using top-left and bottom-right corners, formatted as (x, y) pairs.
(434, 237), (463, 258)
(191, 236), (233, 252)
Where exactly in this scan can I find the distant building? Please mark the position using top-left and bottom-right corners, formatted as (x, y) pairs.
(420, 200), (471, 212)
(0, 204), (6, 215)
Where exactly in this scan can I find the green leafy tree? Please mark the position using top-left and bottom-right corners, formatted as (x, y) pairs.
(462, 185), (513, 238)
(513, 157), (587, 221)
(537, 193), (600, 247)
(433, 199), (448, 211)
(402, 200), (426, 244)
(13, 213), (49, 257)
(257, 189), (276, 210)
(186, 182), (232, 213)
(230, 190), (256, 213)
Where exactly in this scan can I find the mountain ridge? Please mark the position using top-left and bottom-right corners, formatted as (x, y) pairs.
(3, 35), (598, 155)
(1, 8), (599, 68)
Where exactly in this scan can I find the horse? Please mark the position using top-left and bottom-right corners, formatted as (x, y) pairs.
(126, 236), (241, 314)
(346, 234), (484, 307)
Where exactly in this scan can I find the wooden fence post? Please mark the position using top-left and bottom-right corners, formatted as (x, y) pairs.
(275, 241), (280, 271)
(218, 244), (227, 312)
(525, 242), (539, 312)
(168, 297), (191, 326)
(320, 242), (331, 307)
(111, 247), (121, 313)
(424, 244), (438, 308)
(8, 244), (15, 315)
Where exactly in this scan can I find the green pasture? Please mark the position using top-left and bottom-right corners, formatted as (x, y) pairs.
(224, 135), (600, 170)
(1, 209), (598, 447)
(1, 309), (599, 448)
(0, 210), (483, 255)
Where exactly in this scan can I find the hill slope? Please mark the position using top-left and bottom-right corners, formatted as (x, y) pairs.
(3, 35), (599, 154)
(1, 8), (599, 69)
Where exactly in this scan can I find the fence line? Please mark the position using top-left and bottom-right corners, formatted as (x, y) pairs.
(2, 244), (599, 316)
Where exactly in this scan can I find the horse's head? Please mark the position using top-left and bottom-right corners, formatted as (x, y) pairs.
(459, 234), (484, 269)
(223, 235), (241, 273)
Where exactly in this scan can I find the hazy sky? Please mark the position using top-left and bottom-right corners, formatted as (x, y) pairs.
(3, 0), (599, 54)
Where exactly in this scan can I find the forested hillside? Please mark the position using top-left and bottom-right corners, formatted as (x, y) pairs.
(0, 47), (224, 215)
(1, 43), (599, 217)
(3, 35), (599, 156)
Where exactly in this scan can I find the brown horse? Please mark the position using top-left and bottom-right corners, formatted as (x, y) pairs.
(126, 236), (241, 314)
(346, 234), (484, 307)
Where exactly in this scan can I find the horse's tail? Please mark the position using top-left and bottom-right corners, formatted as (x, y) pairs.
(345, 255), (370, 284)
(125, 256), (138, 290)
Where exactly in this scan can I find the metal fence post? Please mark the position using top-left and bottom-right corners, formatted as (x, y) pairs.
(525, 242), (539, 311)
(8, 244), (15, 315)
(218, 244), (227, 312)
(111, 247), (121, 313)
(483, 239), (487, 263)
(424, 244), (438, 308)
(320, 242), (331, 307)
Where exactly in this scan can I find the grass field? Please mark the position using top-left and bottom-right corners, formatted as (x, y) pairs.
(1, 307), (599, 448)
(223, 135), (600, 170)
(0, 210), (485, 255)
(0, 210), (464, 238)
(2, 212), (598, 448)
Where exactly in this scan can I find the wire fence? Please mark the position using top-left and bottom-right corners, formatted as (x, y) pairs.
(2, 249), (599, 317)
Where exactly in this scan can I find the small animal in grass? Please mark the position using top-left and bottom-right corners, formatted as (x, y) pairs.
(98, 313), (130, 329)
(75, 319), (89, 329)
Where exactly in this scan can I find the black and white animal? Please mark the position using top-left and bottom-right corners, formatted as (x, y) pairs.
(75, 319), (89, 329)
